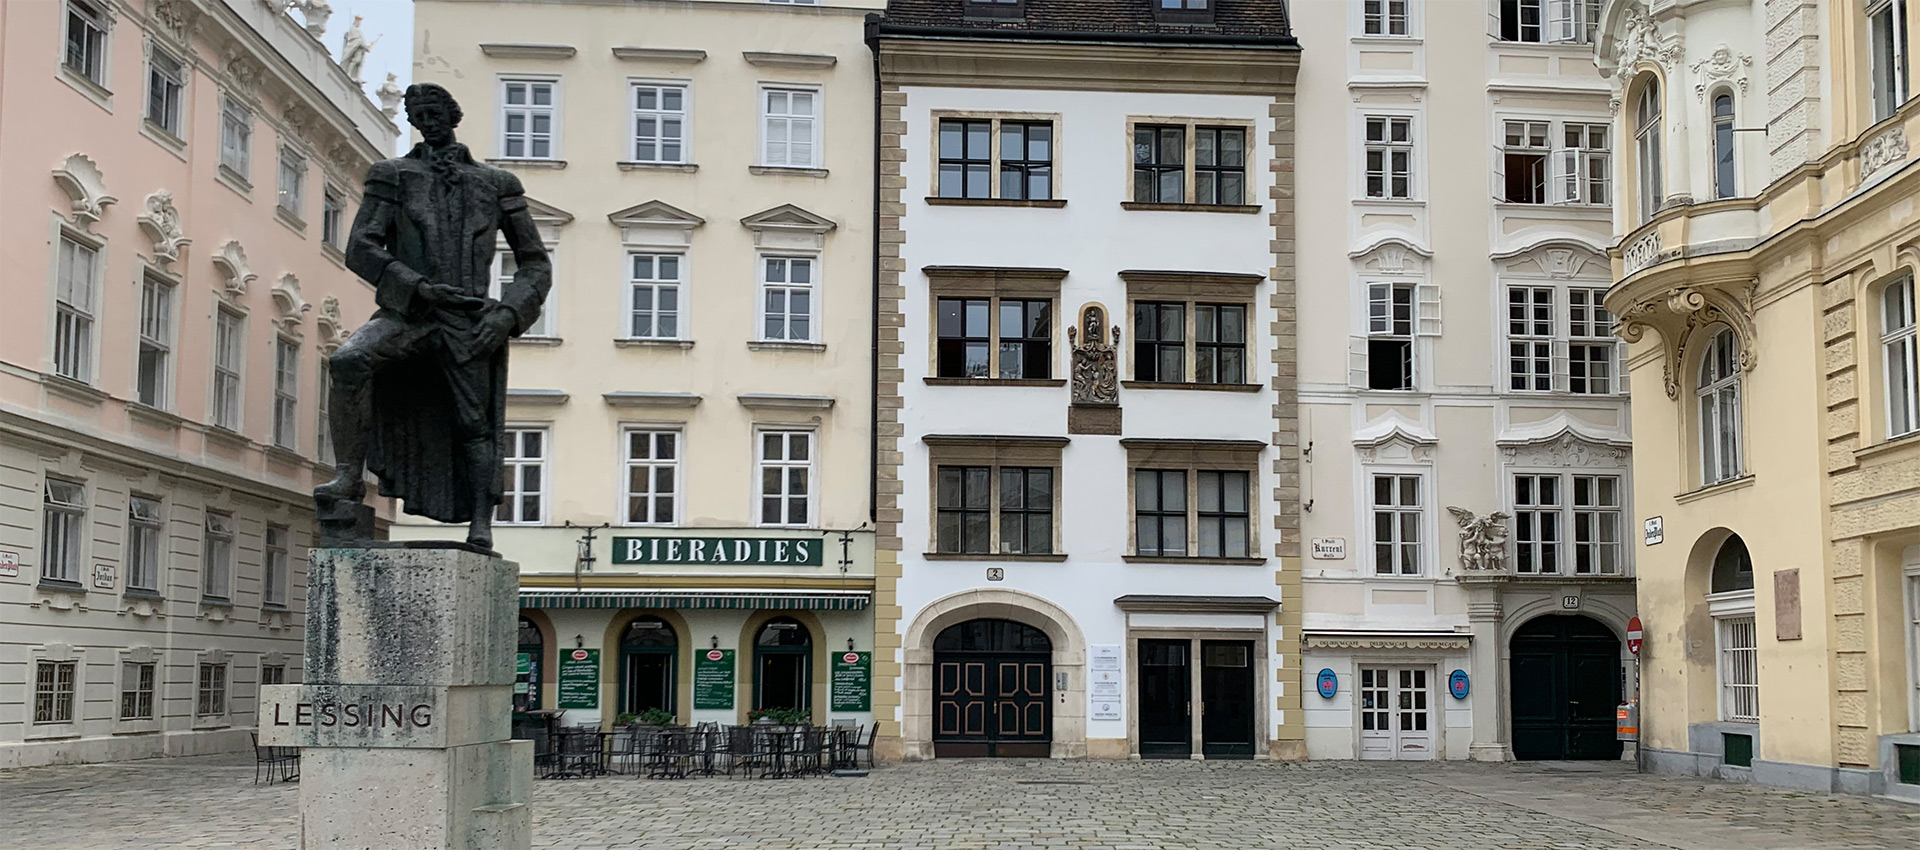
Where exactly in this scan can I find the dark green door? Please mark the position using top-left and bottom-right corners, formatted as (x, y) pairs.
(1510, 615), (1623, 760)
(1200, 641), (1255, 759)
(1138, 639), (1191, 758)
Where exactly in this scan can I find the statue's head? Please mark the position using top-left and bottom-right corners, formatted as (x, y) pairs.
(404, 83), (461, 146)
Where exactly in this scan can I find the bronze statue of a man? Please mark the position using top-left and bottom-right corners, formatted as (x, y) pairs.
(314, 83), (552, 548)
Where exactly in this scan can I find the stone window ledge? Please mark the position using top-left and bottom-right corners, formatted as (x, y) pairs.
(923, 377), (1065, 388)
(486, 158), (568, 170)
(1675, 474), (1756, 504)
(140, 121), (188, 161)
(216, 164), (252, 199)
(36, 578), (87, 595)
(1121, 381), (1264, 393)
(748, 340), (826, 352)
(514, 336), (563, 347)
(925, 197), (1067, 209)
(275, 205), (307, 235)
(204, 426), (252, 451)
(1121, 202), (1261, 214)
(750, 165), (828, 178)
(923, 553), (1068, 562)
(618, 161), (698, 173)
(616, 338), (694, 350)
(57, 66), (114, 113)
(1122, 555), (1266, 566)
(1853, 432), (1920, 463)
(128, 402), (184, 430)
(42, 373), (109, 406)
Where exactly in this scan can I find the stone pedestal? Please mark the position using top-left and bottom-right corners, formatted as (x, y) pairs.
(1457, 571), (1514, 763)
(262, 545), (532, 850)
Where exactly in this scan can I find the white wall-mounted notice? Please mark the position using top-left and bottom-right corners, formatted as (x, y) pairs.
(1089, 644), (1123, 721)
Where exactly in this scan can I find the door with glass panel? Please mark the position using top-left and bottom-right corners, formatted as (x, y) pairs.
(1357, 667), (1433, 760)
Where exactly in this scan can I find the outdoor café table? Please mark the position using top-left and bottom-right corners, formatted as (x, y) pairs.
(829, 727), (857, 771)
(755, 726), (804, 779)
(547, 729), (612, 779)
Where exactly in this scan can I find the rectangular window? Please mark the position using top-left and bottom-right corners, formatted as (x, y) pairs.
(1505, 285), (1615, 394)
(1718, 616), (1758, 722)
(1508, 286), (1554, 391)
(277, 148), (305, 220)
(146, 45), (185, 137)
(938, 119), (991, 199)
(1135, 302), (1186, 383)
(212, 310), (243, 431)
(1870, 0), (1911, 123)
(1364, 116), (1414, 199)
(35, 660), (77, 724)
(1514, 473), (1625, 575)
(54, 234), (98, 383)
(500, 79), (557, 160)
(1571, 475), (1623, 575)
(1565, 123), (1611, 205)
(120, 662), (155, 721)
(1884, 276), (1918, 439)
(316, 362), (332, 465)
(1367, 283), (1415, 390)
(1196, 470), (1250, 558)
(1194, 304), (1247, 384)
(757, 430), (813, 527)
(261, 664), (286, 686)
(1363, 0), (1409, 35)
(1513, 474), (1562, 574)
(1194, 127), (1246, 206)
(263, 525), (288, 608)
(623, 429), (679, 525)
(202, 511), (233, 600)
(127, 495), (163, 593)
(137, 274), (174, 408)
(1500, 0), (1542, 42)
(196, 662), (227, 718)
(64, 0), (109, 86)
(936, 297), (1052, 380)
(1133, 122), (1245, 206)
(999, 121), (1053, 200)
(631, 83), (686, 164)
(1371, 474), (1422, 575)
(999, 467), (1054, 555)
(760, 256), (815, 342)
(760, 87), (818, 168)
(936, 117), (1057, 201)
(1568, 288), (1617, 394)
(935, 466), (991, 554)
(490, 251), (554, 338)
(1135, 469), (1188, 557)
(1502, 120), (1549, 204)
(497, 428), (547, 525)
(1133, 124), (1185, 203)
(221, 97), (252, 178)
(627, 253), (682, 340)
(42, 479), (86, 583)
(1908, 571), (1920, 730)
(1506, 120), (1614, 206)
(322, 188), (345, 249)
(272, 338), (298, 450)
(1511, 0), (1601, 44)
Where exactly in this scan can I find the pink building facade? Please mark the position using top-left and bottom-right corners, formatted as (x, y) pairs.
(0, 0), (396, 767)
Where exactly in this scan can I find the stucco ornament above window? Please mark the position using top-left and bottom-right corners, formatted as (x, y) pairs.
(210, 240), (258, 298)
(1859, 126), (1911, 182)
(150, 0), (202, 45)
(52, 153), (117, 228)
(271, 274), (311, 332)
(316, 296), (349, 351)
(1690, 45), (1751, 101)
(1615, 283), (1758, 400)
(137, 190), (192, 269)
(1595, 1), (1685, 113)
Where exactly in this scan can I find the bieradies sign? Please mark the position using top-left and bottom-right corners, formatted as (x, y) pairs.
(611, 535), (824, 567)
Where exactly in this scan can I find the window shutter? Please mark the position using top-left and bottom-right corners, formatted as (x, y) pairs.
(1487, 0), (1505, 39)
(1554, 147), (1581, 204)
(1367, 283), (1390, 334)
(1614, 340), (1629, 394)
(1349, 336), (1370, 389)
(1415, 282), (1442, 337)
(1492, 144), (1507, 202)
(1551, 338), (1570, 393)
(1547, 0), (1575, 43)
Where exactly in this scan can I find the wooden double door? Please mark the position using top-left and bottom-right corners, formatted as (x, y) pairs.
(933, 619), (1052, 757)
(1138, 639), (1256, 759)
(1510, 615), (1623, 760)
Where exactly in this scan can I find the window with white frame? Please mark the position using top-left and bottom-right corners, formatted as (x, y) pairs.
(146, 43), (185, 137)
(196, 662), (227, 718)
(35, 660), (77, 724)
(757, 430), (813, 527)
(120, 661), (155, 720)
(273, 338), (298, 451)
(760, 256), (816, 342)
(316, 358), (333, 465)
(1499, 120), (1609, 205)
(760, 87), (818, 168)
(624, 430), (679, 525)
(1507, 286), (1554, 391)
(42, 479), (86, 583)
(264, 525), (289, 608)
(1870, 0), (1911, 123)
(220, 97), (252, 178)
(1698, 328), (1744, 485)
(64, 0), (110, 87)
(627, 253), (682, 340)
(631, 83), (686, 164)
(497, 428), (547, 525)
(322, 187), (346, 249)
(1500, 121), (1549, 204)
(1513, 473), (1623, 575)
(768, 0), (820, 4)
(1506, 285), (1619, 394)
(1568, 288), (1617, 394)
(261, 663), (286, 686)
(1363, 0), (1408, 35)
(1884, 275), (1918, 439)
(278, 147), (305, 220)
(1499, 0), (1597, 43)
(500, 79), (557, 160)
(1635, 79), (1663, 223)
(1905, 549), (1920, 729)
(202, 511), (233, 601)
(1354, 281), (1439, 391)
(54, 234), (99, 383)
(1718, 615), (1758, 722)
(127, 495), (163, 594)
(212, 310), (243, 431)
(1363, 116), (1413, 199)
(1371, 474), (1423, 575)
(1711, 93), (1737, 200)
(491, 251), (554, 337)
(137, 273), (174, 409)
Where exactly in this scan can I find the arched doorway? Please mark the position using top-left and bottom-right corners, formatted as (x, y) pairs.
(933, 618), (1052, 757)
(515, 615), (544, 712)
(753, 617), (812, 714)
(1510, 615), (1622, 760)
(618, 616), (677, 720)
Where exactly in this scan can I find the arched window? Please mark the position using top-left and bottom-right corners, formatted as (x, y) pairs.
(1883, 275), (1918, 438)
(1711, 92), (1736, 200)
(1697, 328), (1743, 484)
(1707, 534), (1757, 724)
(1635, 78), (1663, 223)
(515, 615), (543, 712)
(753, 617), (812, 713)
(618, 616), (677, 718)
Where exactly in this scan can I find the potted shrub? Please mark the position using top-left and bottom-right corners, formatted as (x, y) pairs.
(637, 707), (675, 727)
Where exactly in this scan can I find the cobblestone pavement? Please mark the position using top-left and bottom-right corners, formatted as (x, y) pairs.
(3, 755), (1917, 850)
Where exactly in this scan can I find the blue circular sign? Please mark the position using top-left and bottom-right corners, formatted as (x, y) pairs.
(1448, 669), (1470, 699)
(1315, 668), (1338, 699)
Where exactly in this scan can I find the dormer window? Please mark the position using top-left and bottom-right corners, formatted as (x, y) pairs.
(1155, 0), (1214, 24)
(964, 0), (1025, 20)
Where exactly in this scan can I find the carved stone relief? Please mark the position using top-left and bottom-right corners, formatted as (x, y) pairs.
(1617, 283), (1758, 399)
(52, 154), (117, 228)
(1499, 433), (1629, 469)
(271, 274), (310, 331)
(211, 240), (257, 298)
(1860, 126), (1910, 181)
(1691, 44), (1752, 101)
(137, 190), (191, 268)
(1068, 304), (1119, 406)
(1446, 507), (1511, 573)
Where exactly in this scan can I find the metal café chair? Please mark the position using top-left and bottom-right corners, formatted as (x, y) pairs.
(647, 729), (692, 779)
(725, 725), (763, 778)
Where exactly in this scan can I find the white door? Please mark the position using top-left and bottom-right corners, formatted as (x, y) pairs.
(1358, 667), (1434, 760)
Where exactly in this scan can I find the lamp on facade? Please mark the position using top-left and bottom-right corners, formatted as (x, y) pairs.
(847, 638), (856, 652)
(710, 635), (719, 650)
(573, 634), (583, 649)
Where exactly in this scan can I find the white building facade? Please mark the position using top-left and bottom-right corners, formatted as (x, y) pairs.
(1290, 0), (1638, 761)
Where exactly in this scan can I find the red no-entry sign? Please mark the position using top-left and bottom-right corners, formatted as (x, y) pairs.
(1626, 617), (1644, 655)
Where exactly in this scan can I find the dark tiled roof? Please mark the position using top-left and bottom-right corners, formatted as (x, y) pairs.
(879, 0), (1294, 44)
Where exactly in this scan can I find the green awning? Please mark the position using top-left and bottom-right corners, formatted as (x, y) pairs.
(519, 590), (870, 611)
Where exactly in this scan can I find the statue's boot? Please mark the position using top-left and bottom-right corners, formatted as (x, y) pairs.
(314, 376), (370, 506)
(464, 439), (495, 550)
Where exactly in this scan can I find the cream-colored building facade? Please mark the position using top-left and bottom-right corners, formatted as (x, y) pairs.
(1291, 2), (1635, 762)
(1597, 0), (1920, 798)
(401, 0), (880, 733)
(0, 0), (396, 767)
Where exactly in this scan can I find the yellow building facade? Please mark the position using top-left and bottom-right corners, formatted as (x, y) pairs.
(1598, 0), (1920, 798)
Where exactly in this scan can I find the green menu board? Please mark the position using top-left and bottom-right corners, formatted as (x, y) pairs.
(830, 651), (871, 713)
(557, 648), (600, 710)
(693, 649), (735, 710)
